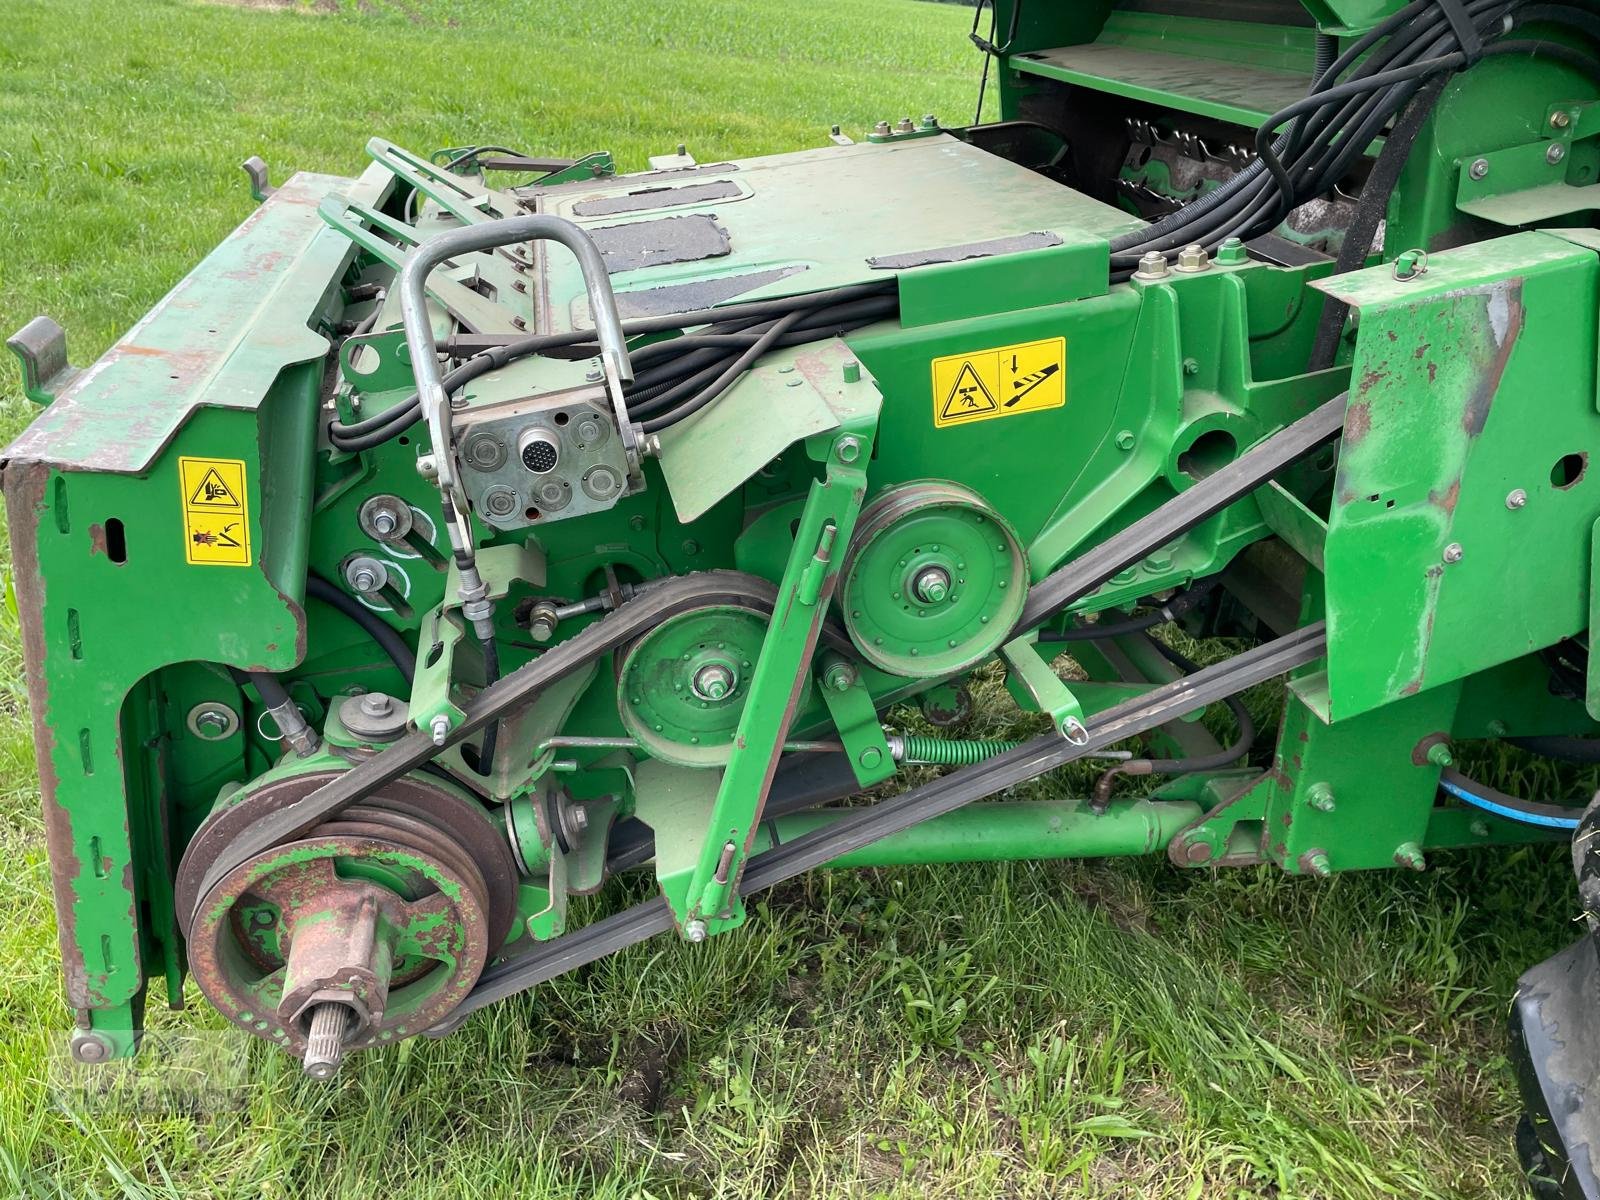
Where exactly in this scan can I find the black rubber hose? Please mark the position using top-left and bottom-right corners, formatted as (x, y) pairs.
(328, 282), (898, 450)
(1136, 637), (1256, 774)
(475, 635), (500, 776)
(226, 666), (294, 712)
(1307, 74), (1451, 370)
(307, 572), (417, 678)
(1038, 576), (1221, 643)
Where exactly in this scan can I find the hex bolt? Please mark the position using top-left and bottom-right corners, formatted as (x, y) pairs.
(359, 693), (394, 719)
(1306, 782), (1336, 813)
(895, 116), (915, 133)
(1133, 251), (1169, 280)
(344, 556), (388, 594)
(429, 714), (451, 746)
(302, 1002), (354, 1080)
(1114, 429), (1136, 451)
(1442, 542), (1464, 564)
(415, 454), (438, 481)
(1506, 488), (1529, 510)
(1304, 851), (1332, 878)
(1469, 818), (1491, 837)
(194, 710), (229, 737)
(683, 919), (708, 943)
(691, 662), (736, 702)
(528, 605), (559, 644)
(1469, 157), (1490, 180)
(873, 120), (891, 136)
(1552, 110), (1573, 129)
(835, 435), (862, 464)
(821, 656), (858, 693)
(188, 702), (240, 741)
(1426, 741), (1454, 768)
(1173, 244), (1210, 273)
(911, 565), (952, 605)
(1548, 142), (1567, 165)
(1394, 842), (1427, 871)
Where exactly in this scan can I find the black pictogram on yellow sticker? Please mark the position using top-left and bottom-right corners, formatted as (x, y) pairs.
(930, 336), (1066, 429)
(179, 456), (251, 567)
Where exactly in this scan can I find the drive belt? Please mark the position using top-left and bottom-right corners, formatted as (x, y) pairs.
(428, 620), (1327, 1031)
(181, 393), (1346, 941)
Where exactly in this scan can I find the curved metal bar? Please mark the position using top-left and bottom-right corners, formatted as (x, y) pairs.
(397, 214), (634, 503)
(395, 215), (635, 640)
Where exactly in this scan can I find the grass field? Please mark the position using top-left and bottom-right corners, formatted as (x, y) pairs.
(0, 1), (1593, 1196)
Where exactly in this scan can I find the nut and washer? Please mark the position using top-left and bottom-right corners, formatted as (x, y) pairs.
(690, 662), (738, 702)
(187, 702), (240, 741)
(358, 494), (413, 542)
(683, 919), (708, 943)
(338, 692), (409, 742)
(1468, 157), (1490, 180)
(1173, 244), (1210, 273)
(1442, 542), (1464, 564)
(343, 555), (389, 594)
(910, 565), (952, 605)
(1506, 488), (1529, 510)
(1548, 142), (1567, 165)
(1133, 251), (1170, 280)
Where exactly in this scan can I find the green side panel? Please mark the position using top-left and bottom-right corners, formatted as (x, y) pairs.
(0, 171), (369, 1029)
(1316, 232), (1600, 720)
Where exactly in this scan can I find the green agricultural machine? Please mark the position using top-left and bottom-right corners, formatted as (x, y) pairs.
(15, 0), (1600, 1190)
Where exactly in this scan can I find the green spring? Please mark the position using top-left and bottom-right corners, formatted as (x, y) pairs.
(895, 734), (1025, 765)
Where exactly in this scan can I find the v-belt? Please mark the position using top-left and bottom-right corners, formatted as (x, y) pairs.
(182, 394), (1347, 958)
(427, 618), (1326, 1034)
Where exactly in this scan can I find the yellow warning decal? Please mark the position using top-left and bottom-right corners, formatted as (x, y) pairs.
(178, 456), (251, 567)
(931, 336), (1066, 429)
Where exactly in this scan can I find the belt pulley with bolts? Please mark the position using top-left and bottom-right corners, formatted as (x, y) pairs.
(616, 599), (807, 767)
(176, 772), (517, 1077)
(840, 481), (1027, 677)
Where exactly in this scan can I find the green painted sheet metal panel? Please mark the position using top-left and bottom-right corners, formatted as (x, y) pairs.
(1315, 232), (1600, 719)
(3, 167), (379, 476)
(529, 136), (1142, 335)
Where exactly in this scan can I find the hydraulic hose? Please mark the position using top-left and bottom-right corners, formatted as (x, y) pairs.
(1439, 768), (1582, 829)
(307, 572), (417, 678)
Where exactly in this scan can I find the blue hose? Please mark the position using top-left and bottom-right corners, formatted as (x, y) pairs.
(1438, 772), (1581, 830)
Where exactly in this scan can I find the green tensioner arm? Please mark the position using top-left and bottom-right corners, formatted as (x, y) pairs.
(682, 430), (874, 935)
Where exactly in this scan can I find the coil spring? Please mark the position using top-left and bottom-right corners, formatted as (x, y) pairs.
(895, 735), (1024, 765)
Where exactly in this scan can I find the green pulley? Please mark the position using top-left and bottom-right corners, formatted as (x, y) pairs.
(840, 481), (1026, 677)
(616, 604), (804, 767)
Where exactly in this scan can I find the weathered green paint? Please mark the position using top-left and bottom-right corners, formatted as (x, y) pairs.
(12, 8), (1600, 1064)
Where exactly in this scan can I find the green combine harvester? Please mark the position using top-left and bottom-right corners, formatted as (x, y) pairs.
(13, 0), (1600, 1190)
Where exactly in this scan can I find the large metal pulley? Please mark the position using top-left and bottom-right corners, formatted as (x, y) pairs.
(177, 771), (517, 1076)
(840, 481), (1027, 677)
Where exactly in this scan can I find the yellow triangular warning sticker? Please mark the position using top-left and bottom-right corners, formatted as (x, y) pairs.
(188, 468), (241, 508)
(939, 361), (998, 421)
